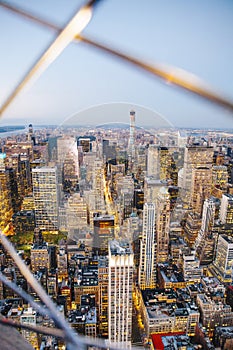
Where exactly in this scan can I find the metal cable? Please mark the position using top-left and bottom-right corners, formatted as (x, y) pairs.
(0, 0), (102, 117)
(0, 0), (233, 114)
(0, 231), (86, 349)
(0, 232), (143, 349)
(0, 271), (54, 319)
(0, 317), (65, 339)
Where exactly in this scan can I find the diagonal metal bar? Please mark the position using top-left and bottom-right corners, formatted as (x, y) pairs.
(0, 231), (85, 349)
(0, 0), (101, 117)
(78, 35), (233, 112)
(0, 271), (54, 320)
(0, 317), (65, 339)
(0, 233), (144, 350)
(0, 233), (144, 349)
(0, 317), (144, 350)
(1, 0), (233, 113)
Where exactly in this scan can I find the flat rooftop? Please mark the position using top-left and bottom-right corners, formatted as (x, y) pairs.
(109, 240), (133, 255)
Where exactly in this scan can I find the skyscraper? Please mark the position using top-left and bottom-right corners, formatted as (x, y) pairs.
(139, 203), (157, 289)
(195, 198), (216, 264)
(93, 159), (105, 212)
(93, 214), (114, 255)
(128, 110), (136, 168)
(147, 145), (160, 178)
(190, 167), (212, 215)
(65, 193), (88, 235)
(98, 256), (108, 338)
(212, 235), (233, 283)
(28, 123), (35, 145)
(108, 240), (133, 347)
(181, 145), (213, 206)
(156, 187), (170, 263)
(219, 194), (233, 225)
(32, 166), (59, 231)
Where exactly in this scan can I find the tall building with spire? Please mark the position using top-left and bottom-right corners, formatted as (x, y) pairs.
(128, 110), (136, 167)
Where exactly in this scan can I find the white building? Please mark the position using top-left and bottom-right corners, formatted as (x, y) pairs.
(212, 235), (233, 283)
(219, 194), (233, 225)
(108, 240), (134, 347)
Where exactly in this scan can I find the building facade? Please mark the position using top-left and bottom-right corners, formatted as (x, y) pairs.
(32, 166), (59, 231)
(108, 240), (134, 347)
(139, 203), (157, 289)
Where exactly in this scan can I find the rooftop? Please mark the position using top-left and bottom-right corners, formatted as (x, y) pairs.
(109, 240), (133, 255)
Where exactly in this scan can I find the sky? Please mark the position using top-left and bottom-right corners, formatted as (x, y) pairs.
(0, 0), (233, 129)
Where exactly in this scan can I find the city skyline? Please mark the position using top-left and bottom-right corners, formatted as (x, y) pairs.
(0, 0), (233, 128)
(0, 118), (233, 348)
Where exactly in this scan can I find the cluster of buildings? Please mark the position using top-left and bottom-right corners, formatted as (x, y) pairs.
(0, 113), (233, 349)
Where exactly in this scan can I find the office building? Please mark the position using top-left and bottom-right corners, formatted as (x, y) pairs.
(140, 289), (199, 337)
(78, 136), (96, 153)
(128, 110), (136, 162)
(182, 251), (202, 283)
(98, 256), (108, 338)
(212, 235), (233, 283)
(65, 193), (88, 235)
(32, 166), (59, 231)
(219, 194), (233, 225)
(31, 242), (50, 272)
(181, 145), (213, 206)
(156, 187), (170, 263)
(108, 240), (133, 347)
(93, 215), (114, 255)
(212, 165), (228, 190)
(197, 294), (233, 337)
(139, 203), (157, 289)
(147, 145), (160, 178)
(93, 159), (105, 212)
(191, 167), (212, 215)
(195, 198), (216, 264)
(183, 212), (202, 248)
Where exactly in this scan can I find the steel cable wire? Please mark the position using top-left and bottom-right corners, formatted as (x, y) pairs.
(0, 0), (233, 115)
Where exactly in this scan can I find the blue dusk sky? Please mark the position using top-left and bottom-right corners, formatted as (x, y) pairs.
(0, 0), (233, 129)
